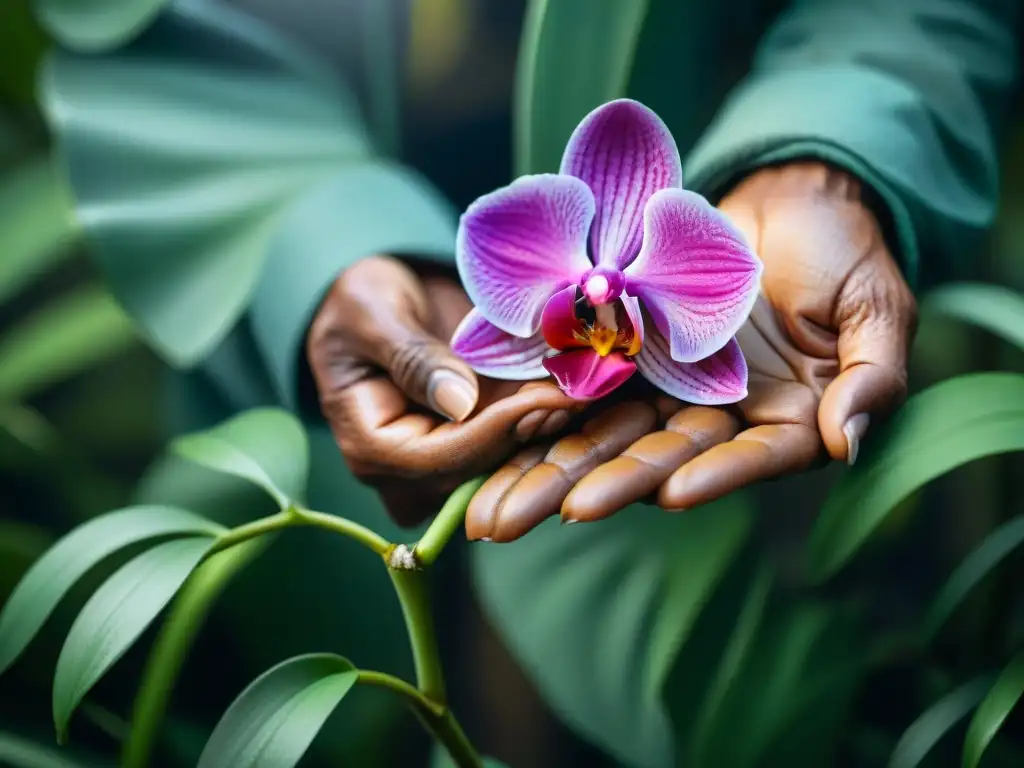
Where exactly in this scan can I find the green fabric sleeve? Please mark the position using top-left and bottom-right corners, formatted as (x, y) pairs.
(684, 0), (1018, 288)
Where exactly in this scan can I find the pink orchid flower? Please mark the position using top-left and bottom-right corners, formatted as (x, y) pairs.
(450, 99), (762, 403)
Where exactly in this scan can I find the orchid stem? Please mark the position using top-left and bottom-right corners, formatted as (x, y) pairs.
(414, 476), (486, 566)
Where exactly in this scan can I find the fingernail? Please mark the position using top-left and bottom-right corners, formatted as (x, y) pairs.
(516, 409), (551, 442)
(536, 409), (572, 437)
(479, 537), (492, 543)
(562, 517), (579, 526)
(843, 413), (871, 466)
(427, 370), (477, 421)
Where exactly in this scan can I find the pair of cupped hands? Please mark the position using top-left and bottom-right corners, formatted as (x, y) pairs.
(307, 161), (917, 541)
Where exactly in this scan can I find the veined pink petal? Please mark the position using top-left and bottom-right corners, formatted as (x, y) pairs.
(457, 174), (594, 338)
(543, 349), (636, 400)
(620, 293), (644, 356)
(451, 309), (548, 380)
(560, 99), (682, 272)
(540, 285), (587, 351)
(625, 188), (762, 363)
(636, 331), (747, 404)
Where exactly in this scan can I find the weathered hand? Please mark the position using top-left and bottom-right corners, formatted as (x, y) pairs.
(466, 161), (918, 539)
(307, 255), (580, 526)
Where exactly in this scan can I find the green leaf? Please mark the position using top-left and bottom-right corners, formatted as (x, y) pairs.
(923, 516), (1024, 641)
(0, 730), (94, 768)
(514, 0), (650, 175)
(890, 676), (993, 768)
(808, 373), (1024, 581)
(0, 505), (223, 677)
(923, 283), (1024, 353)
(172, 408), (309, 509)
(197, 653), (358, 768)
(0, 157), (78, 306)
(472, 499), (751, 768)
(42, 0), (371, 365)
(53, 536), (215, 741)
(963, 652), (1024, 768)
(34, 0), (170, 52)
(0, 286), (136, 402)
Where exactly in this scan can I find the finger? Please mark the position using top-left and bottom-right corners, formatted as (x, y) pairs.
(819, 257), (917, 464)
(479, 401), (659, 542)
(465, 445), (549, 541)
(658, 422), (822, 510)
(562, 406), (740, 522)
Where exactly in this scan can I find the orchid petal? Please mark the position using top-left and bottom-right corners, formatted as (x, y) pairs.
(451, 309), (548, 380)
(636, 332), (747, 405)
(625, 188), (762, 363)
(560, 99), (682, 271)
(543, 349), (636, 400)
(620, 293), (644, 356)
(457, 174), (594, 337)
(540, 285), (587, 351)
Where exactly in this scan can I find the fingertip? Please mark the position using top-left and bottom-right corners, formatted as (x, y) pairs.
(818, 363), (902, 462)
(427, 368), (479, 421)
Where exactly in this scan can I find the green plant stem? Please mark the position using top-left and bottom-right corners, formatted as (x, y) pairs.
(209, 506), (391, 557)
(123, 538), (268, 768)
(357, 670), (444, 717)
(389, 567), (446, 704)
(417, 709), (484, 768)
(414, 476), (486, 566)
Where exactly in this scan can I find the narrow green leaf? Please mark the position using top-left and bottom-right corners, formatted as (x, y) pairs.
(34, 0), (170, 52)
(963, 652), (1024, 768)
(197, 653), (358, 768)
(514, 0), (650, 175)
(172, 408), (309, 508)
(0, 286), (136, 402)
(923, 517), (1024, 641)
(0, 730), (93, 768)
(0, 506), (223, 677)
(923, 283), (1024, 353)
(889, 676), (993, 768)
(53, 537), (216, 740)
(808, 373), (1024, 581)
(0, 157), (78, 306)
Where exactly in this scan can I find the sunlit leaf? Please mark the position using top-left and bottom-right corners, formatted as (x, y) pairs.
(963, 652), (1024, 768)
(923, 282), (1024, 353)
(923, 516), (1024, 641)
(808, 373), (1024, 581)
(0, 505), (223, 677)
(0, 286), (136, 402)
(889, 676), (993, 768)
(34, 0), (170, 52)
(197, 653), (358, 768)
(473, 499), (751, 768)
(42, 0), (371, 364)
(0, 730), (94, 768)
(172, 408), (309, 509)
(53, 536), (216, 741)
(0, 157), (78, 306)
(515, 0), (650, 175)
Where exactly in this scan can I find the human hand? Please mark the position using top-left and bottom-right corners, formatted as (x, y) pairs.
(466, 161), (917, 539)
(306, 255), (583, 526)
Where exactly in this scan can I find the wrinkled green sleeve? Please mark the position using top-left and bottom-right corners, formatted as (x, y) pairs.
(684, 0), (1018, 288)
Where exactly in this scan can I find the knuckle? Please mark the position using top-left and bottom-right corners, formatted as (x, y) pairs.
(384, 339), (436, 393)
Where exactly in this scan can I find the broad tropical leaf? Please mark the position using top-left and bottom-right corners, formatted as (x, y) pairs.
(472, 499), (751, 768)
(53, 536), (215, 740)
(890, 676), (993, 768)
(963, 652), (1024, 768)
(0, 506), (223, 676)
(172, 408), (309, 509)
(923, 282), (1024, 353)
(34, 0), (170, 52)
(514, 0), (650, 175)
(197, 653), (358, 768)
(808, 373), (1024, 581)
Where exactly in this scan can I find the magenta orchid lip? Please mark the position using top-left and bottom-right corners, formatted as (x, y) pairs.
(451, 98), (762, 403)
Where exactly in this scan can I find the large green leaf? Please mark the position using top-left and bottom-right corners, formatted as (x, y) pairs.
(890, 676), (993, 768)
(514, 0), (650, 175)
(172, 408), (309, 509)
(0, 505), (223, 676)
(197, 653), (358, 768)
(53, 536), (216, 741)
(472, 499), (751, 768)
(0, 286), (136, 402)
(34, 0), (170, 52)
(963, 652), (1024, 768)
(42, 0), (371, 365)
(808, 373), (1024, 581)
(923, 516), (1024, 641)
(922, 283), (1024, 353)
(0, 157), (78, 307)
(0, 731), (95, 768)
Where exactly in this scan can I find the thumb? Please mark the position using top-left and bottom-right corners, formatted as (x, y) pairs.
(818, 255), (917, 465)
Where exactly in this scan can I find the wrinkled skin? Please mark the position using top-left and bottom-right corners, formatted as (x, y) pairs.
(309, 161), (917, 535)
(464, 161), (918, 541)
